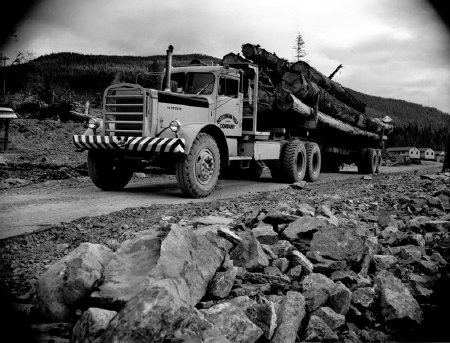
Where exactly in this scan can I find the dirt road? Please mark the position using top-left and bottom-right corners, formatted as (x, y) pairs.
(0, 162), (441, 240)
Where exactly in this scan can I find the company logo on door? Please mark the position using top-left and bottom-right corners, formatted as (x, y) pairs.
(217, 113), (238, 129)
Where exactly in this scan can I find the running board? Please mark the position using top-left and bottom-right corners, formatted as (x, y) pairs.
(229, 156), (253, 161)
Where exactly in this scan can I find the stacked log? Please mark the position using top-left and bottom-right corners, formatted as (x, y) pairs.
(229, 43), (393, 136)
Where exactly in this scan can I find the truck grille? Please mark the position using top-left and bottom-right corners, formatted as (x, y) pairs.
(104, 85), (145, 137)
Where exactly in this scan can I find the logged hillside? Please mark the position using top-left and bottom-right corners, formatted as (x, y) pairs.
(2, 52), (449, 149)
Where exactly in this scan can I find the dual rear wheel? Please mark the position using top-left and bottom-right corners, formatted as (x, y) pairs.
(268, 140), (321, 183)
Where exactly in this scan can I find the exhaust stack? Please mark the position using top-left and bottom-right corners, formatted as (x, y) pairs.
(164, 45), (174, 91)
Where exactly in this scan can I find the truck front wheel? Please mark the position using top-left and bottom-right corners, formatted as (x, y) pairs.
(87, 151), (133, 191)
(305, 142), (321, 182)
(281, 140), (307, 183)
(176, 133), (220, 198)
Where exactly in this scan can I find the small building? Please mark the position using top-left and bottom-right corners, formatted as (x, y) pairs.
(418, 148), (435, 161)
(435, 151), (446, 162)
(386, 147), (420, 160)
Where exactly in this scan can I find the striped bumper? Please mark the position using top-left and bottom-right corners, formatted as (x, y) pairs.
(73, 135), (185, 154)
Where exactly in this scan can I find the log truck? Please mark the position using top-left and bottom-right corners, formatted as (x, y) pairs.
(73, 45), (387, 198)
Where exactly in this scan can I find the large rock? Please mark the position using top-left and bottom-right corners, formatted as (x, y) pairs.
(375, 270), (423, 325)
(282, 217), (330, 241)
(230, 234), (269, 270)
(148, 225), (227, 307)
(303, 315), (338, 342)
(252, 223), (279, 245)
(100, 286), (224, 343)
(72, 307), (117, 343)
(301, 273), (336, 311)
(37, 243), (113, 321)
(310, 226), (365, 266)
(201, 296), (263, 343)
(91, 230), (161, 305)
(373, 254), (398, 271)
(313, 306), (345, 330)
(208, 266), (238, 299)
(352, 287), (375, 308)
(329, 281), (352, 315)
(271, 291), (306, 343)
(245, 297), (278, 340)
(291, 250), (314, 275)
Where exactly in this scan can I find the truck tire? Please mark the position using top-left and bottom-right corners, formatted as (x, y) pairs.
(281, 140), (307, 183)
(359, 148), (377, 174)
(176, 133), (220, 198)
(305, 142), (321, 182)
(87, 150), (133, 191)
(376, 149), (382, 174)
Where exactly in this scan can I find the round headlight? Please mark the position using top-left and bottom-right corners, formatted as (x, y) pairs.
(88, 118), (100, 130)
(169, 120), (181, 133)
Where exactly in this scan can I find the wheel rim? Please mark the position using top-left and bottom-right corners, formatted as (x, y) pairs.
(195, 148), (215, 185)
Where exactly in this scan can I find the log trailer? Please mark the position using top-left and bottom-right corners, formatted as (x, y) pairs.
(73, 45), (387, 198)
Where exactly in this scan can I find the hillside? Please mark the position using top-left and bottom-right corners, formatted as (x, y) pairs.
(2, 52), (449, 149)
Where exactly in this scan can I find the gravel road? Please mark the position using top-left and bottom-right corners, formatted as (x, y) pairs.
(0, 161), (441, 240)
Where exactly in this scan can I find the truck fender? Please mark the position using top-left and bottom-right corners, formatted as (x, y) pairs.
(178, 123), (229, 168)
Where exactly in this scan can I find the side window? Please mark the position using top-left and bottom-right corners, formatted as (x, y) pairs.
(219, 77), (239, 97)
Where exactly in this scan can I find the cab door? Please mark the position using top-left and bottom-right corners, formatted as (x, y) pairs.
(215, 76), (242, 137)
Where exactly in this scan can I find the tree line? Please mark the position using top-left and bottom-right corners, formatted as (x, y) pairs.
(2, 52), (449, 150)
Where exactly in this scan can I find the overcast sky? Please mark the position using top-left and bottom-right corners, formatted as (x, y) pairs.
(2, 0), (450, 114)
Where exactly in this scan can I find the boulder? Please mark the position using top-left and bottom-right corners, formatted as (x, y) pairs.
(352, 287), (375, 308)
(245, 297), (278, 340)
(301, 273), (336, 311)
(192, 215), (234, 227)
(148, 225), (226, 307)
(313, 306), (345, 330)
(252, 223), (279, 245)
(329, 281), (352, 315)
(72, 308), (117, 343)
(310, 227), (365, 266)
(272, 257), (290, 273)
(374, 270), (423, 325)
(291, 250), (314, 275)
(36, 243), (113, 321)
(282, 217), (330, 241)
(271, 291), (306, 343)
(100, 286), (223, 343)
(296, 203), (315, 217)
(91, 230), (161, 305)
(270, 240), (294, 258)
(217, 227), (242, 246)
(373, 254), (398, 271)
(303, 315), (338, 342)
(208, 266), (238, 299)
(201, 297), (263, 343)
(230, 235), (269, 270)
(262, 210), (299, 225)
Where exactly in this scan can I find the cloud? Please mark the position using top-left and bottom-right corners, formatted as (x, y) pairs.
(1, 0), (449, 113)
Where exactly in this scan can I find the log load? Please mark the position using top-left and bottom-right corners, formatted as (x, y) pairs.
(228, 43), (393, 136)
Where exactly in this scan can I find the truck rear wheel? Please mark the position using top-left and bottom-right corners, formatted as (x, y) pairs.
(87, 150), (133, 191)
(376, 150), (382, 174)
(305, 142), (321, 182)
(358, 148), (377, 174)
(281, 140), (307, 183)
(176, 133), (220, 198)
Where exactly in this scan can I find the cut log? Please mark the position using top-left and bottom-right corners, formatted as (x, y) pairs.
(241, 43), (289, 82)
(290, 61), (366, 113)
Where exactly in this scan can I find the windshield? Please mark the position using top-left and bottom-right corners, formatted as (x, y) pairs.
(186, 73), (215, 95)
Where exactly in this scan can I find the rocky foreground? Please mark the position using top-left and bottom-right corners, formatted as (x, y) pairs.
(0, 169), (449, 343)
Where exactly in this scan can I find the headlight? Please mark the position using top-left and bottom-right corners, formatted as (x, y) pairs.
(88, 118), (100, 130)
(169, 120), (181, 133)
